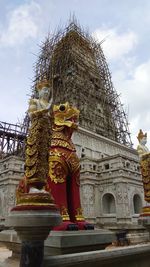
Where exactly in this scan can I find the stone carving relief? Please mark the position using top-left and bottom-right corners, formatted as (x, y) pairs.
(2, 187), (16, 216)
(124, 187), (130, 215)
(116, 184), (130, 216)
(116, 185), (123, 204)
(124, 187), (129, 204)
(0, 190), (4, 217)
(82, 184), (95, 217)
(1, 188), (8, 217)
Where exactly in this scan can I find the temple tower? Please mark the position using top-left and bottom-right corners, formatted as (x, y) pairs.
(34, 21), (132, 146)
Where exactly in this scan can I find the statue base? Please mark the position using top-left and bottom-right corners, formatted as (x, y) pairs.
(8, 192), (61, 240)
(0, 229), (115, 256)
(5, 200), (62, 267)
(45, 229), (115, 255)
(6, 208), (61, 241)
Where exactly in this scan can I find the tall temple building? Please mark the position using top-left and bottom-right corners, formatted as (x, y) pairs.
(36, 22), (131, 146)
(0, 21), (146, 238)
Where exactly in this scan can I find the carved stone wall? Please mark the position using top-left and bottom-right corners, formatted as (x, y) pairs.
(73, 127), (138, 160)
(80, 184), (95, 221)
(0, 156), (24, 221)
(80, 149), (144, 226)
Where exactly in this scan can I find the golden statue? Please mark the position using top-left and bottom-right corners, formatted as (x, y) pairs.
(137, 130), (150, 207)
(16, 77), (54, 206)
(137, 129), (149, 159)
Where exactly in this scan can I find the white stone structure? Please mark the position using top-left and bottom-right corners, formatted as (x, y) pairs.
(0, 156), (24, 227)
(73, 127), (145, 227)
(0, 126), (145, 230)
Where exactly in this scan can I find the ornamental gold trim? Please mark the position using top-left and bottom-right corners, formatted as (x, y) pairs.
(75, 207), (85, 221)
(142, 206), (150, 212)
(49, 155), (68, 184)
(61, 206), (70, 221)
(49, 156), (68, 172)
(16, 192), (54, 206)
(140, 153), (150, 202)
(51, 139), (74, 150)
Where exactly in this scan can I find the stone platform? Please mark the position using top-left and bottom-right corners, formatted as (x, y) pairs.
(104, 224), (149, 244)
(0, 229), (115, 256)
(45, 229), (115, 255)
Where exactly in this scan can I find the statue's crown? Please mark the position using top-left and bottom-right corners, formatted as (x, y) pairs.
(36, 77), (50, 90)
(137, 129), (147, 141)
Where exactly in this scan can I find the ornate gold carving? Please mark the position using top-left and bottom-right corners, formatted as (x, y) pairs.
(51, 139), (75, 150)
(75, 207), (85, 221)
(26, 145), (37, 156)
(140, 153), (150, 202)
(48, 103), (80, 187)
(61, 206), (70, 221)
(25, 154), (38, 167)
(17, 192), (54, 206)
(49, 156), (68, 184)
(67, 153), (80, 174)
(24, 112), (50, 188)
(15, 82), (56, 207)
(53, 102), (79, 129)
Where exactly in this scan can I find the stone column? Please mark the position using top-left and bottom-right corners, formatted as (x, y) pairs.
(6, 208), (61, 267)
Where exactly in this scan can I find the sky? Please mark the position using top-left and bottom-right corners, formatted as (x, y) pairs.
(0, 0), (150, 148)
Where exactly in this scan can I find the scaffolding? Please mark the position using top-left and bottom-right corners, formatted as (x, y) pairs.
(0, 119), (28, 159)
(33, 20), (132, 146)
(0, 20), (132, 158)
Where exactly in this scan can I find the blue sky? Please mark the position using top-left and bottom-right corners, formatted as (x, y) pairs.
(0, 0), (150, 148)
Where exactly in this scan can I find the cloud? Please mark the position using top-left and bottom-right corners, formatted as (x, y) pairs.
(113, 60), (150, 148)
(92, 27), (138, 61)
(0, 1), (41, 46)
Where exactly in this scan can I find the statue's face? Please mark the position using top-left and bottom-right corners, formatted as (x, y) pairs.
(140, 137), (147, 145)
(53, 102), (79, 130)
(39, 87), (50, 100)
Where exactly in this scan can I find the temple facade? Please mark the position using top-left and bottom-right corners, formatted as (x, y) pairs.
(74, 127), (144, 227)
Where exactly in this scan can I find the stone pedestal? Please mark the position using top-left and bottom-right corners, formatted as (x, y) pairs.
(6, 209), (61, 240)
(6, 209), (62, 267)
(45, 229), (115, 255)
(0, 228), (115, 256)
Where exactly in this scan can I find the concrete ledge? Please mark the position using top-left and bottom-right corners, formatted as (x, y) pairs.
(44, 243), (150, 267)
(1, 243), (150, 267)
(45, 229), (115, 254)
